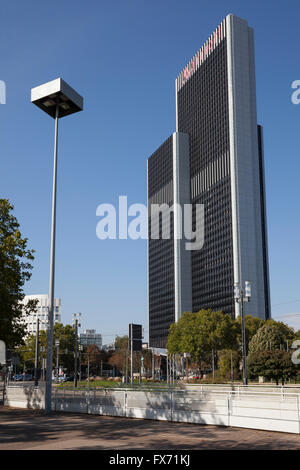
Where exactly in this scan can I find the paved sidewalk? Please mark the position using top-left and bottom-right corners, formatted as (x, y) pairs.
(1, 407), (300, 450)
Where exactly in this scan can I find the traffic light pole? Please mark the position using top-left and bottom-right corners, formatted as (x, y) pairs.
(74, 319), (78, 388)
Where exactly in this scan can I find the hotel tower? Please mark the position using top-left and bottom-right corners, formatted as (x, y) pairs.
(147, 14), (271, 348)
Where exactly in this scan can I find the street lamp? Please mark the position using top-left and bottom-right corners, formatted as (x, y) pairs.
(72, 313), (82, 387)
(34, 319), (40, 387)
(55, 340), (60, 382)
(234, 280), (252, 386)
(78, 344), (83, 382)
(40, 346), (45, 381)
(31, 78), (83, 414)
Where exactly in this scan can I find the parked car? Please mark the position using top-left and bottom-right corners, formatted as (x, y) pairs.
(65, 376), (74, 382)
(13, 374), (23, 381)
(24, 374), (33, 381)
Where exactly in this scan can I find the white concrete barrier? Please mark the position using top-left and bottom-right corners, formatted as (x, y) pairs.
(5, 384), (45, 409)
(5, 386), (300, 434)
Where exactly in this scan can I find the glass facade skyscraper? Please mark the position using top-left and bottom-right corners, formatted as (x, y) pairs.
(147, 14), (271, 348)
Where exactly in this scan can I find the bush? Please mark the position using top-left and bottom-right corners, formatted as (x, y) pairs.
(247, 350), (298, 385)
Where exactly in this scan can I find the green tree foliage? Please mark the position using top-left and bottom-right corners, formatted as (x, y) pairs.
(247, 350), (298, 385)
(115, 335), (129, 350)
(236, 315), (265, 347)
(248, 319), (295, 354)
(218, 349), (240, 380)
(108, 335), (128, 374)
(0, 199), (36, 348)
(17, 323), (76, 372)
(167, 309), (239, 362)
(108, 335), (151, 375)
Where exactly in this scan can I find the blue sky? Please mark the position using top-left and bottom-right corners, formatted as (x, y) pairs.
(1, 0), (300, 342)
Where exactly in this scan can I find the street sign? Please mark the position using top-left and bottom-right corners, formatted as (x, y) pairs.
(129, 324), (143, 351)
(129, 324), (143, 341)
(132, 339), (142, 351)
(0, 341), (6, 365)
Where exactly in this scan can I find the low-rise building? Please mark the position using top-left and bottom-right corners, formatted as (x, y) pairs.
(22, 294), (61, 336)
(80, 329), (102, 349)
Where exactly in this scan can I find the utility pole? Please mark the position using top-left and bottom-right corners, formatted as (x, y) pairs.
(152, 351), (154, 380)
(141, 355), (144, 383)
(167, 354), (169, 385)
(125, 349), (128, 385)
(130, 324), (133, 385)
(34, 319), (40, 387)
(234, 281), (251, 386)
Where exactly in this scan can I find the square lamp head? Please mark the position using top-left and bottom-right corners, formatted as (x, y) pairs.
(31, 78), (83, 118)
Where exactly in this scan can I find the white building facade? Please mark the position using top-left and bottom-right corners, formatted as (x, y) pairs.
(79, 329), (102, 349)
(22, 294), (61, 336)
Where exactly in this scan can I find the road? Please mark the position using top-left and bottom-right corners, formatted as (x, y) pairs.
(1, 406), (300, 450)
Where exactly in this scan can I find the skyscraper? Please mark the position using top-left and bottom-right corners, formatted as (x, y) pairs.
(147, 14), (271, 349)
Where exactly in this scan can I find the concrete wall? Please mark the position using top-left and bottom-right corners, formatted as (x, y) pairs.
(5, 384), (45, 409)
(5, 386), (300, 434)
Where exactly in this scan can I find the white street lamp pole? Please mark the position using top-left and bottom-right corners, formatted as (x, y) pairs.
(234, 281), (252, 386)
(31, 78), (83, 414)
(45, 104), (59, 408)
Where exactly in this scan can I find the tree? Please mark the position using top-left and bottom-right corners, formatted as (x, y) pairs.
(167, 309), (239, 362)
(0, 199), (36, 348)
(115, 335), (129, 350)
(218, 349), (240, 380)
(17, 323), (76, 372)
(247, 350), (298, 385)
(248, 319), (295, 354)
(81, 344), (107, 376)
(236, 315), (265, 347)
(108, 350), (126, 375)
(108, 335), (128, 375)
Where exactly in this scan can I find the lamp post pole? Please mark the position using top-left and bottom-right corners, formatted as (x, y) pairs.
(44, 104), (59, 411)
(130, 324), (133, 386)
(40, 346), (45, 381)
(31, 78), (83, 414)
(78, 344), (83, 382)
(74, 319), (78, 387)
(72, 313), (81, 388)
(55, 340), (60, 382)
(34, 319), (40, 387)
(234, 281), (251, 386)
